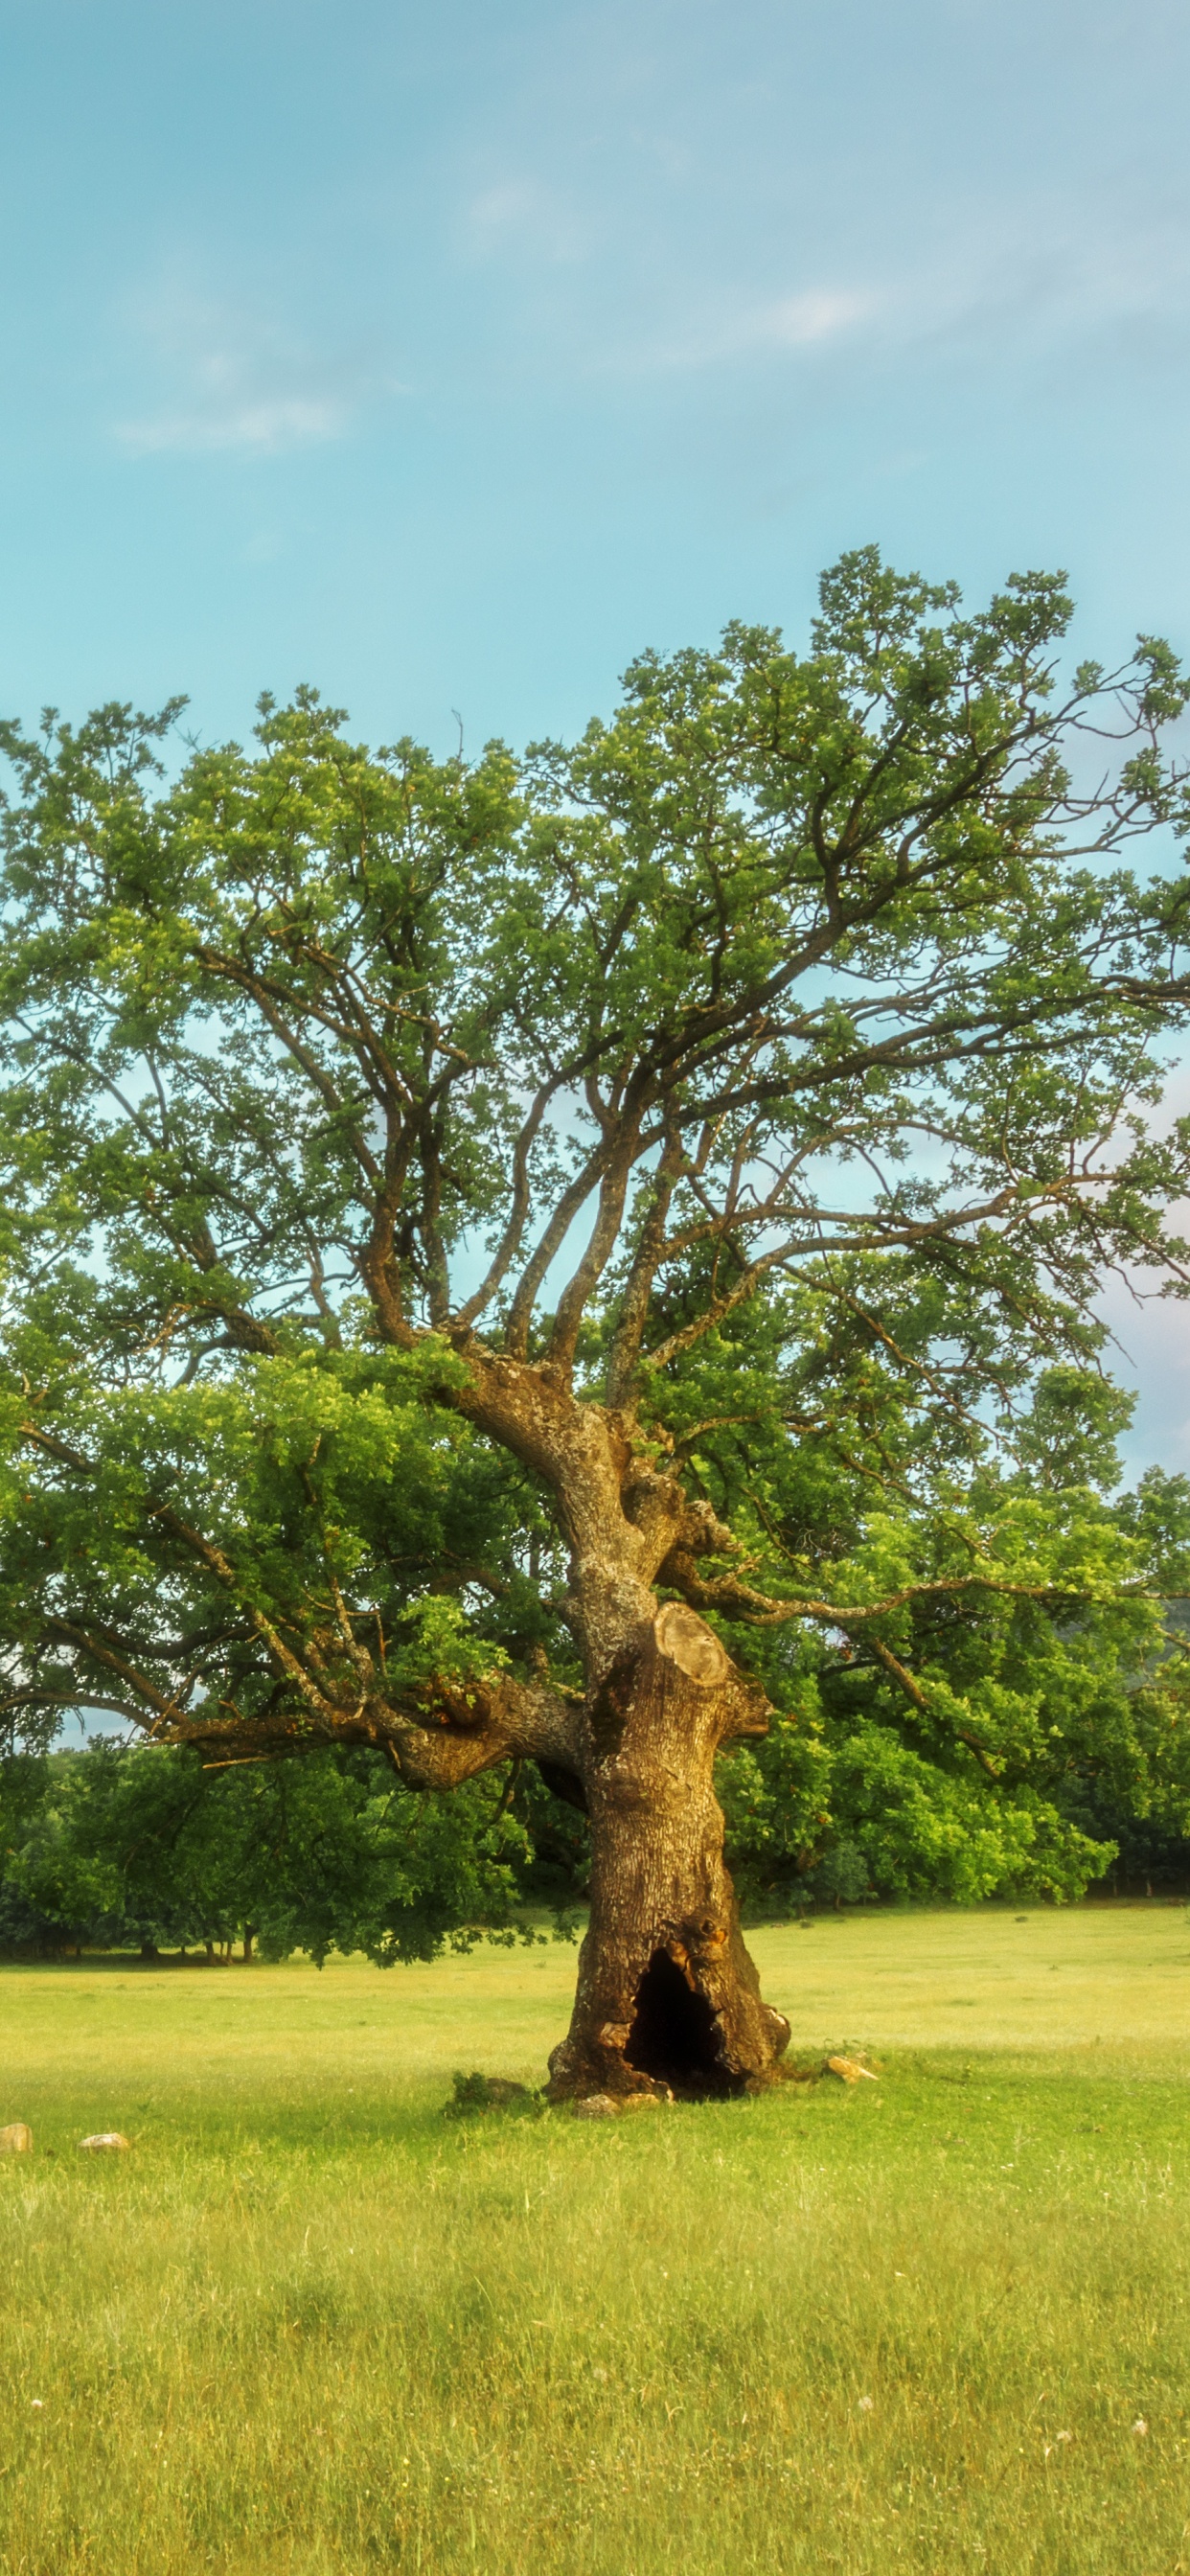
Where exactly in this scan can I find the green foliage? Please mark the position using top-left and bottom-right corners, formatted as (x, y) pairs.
(443, 2070), (540, 2117)
(3, 551), (1190, 1926)
(711, 1369), (1190, 1907)
(0, 1337), (553, 1762)
(0, 1741), (537, 1963)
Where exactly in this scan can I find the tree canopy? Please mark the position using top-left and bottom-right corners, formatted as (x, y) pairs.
(3, 548), (1190, 2007)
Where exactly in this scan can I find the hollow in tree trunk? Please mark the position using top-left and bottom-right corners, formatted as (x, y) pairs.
(545, 1604), (790, 2102)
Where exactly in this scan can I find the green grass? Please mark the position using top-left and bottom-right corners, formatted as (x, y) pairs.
(2, 1905), (1189, 2574)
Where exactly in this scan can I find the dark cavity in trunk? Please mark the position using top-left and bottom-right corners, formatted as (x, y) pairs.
(627, 1948), (745, 2099)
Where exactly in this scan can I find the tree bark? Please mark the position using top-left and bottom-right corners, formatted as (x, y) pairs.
(441, 1368), (794, 2102)
(170, 1359), (795, 2103)
(545, 1602), (790, 2102)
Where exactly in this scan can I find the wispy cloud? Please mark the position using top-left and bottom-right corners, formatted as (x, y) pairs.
(560, 184), (1190, 387)
(112, 275), (392, 459)
(119, 392), (347, 459)
(873, 213), (1190, 365)
(652, 286), (875, 370)
(463, 176), (589, 265)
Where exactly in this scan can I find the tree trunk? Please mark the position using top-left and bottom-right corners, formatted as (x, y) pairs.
(175, 1362), (795, 2105)
(546, 1602), (790, 2101)
(442, 1365), (792, 2101)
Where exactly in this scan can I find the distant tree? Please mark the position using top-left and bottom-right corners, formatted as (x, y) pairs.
(3, 549), (1190, 2097)
(2, 1741), (534, 1964)
(0, 1749), (71, 1953)
(717, 1427), (1190, 1915)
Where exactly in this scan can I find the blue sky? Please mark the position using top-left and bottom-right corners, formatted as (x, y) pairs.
(3, 0), (1189, 1467)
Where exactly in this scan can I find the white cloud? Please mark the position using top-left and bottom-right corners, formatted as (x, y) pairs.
(589, 196), (1190, 385)
(875, 200), (1190, 377)
(112, 275), (390, 460)
(118, 393), (348, 460)
(464, 176), (588, 264)
(755, 289), (877, 348)
(667, 287), (875, 368)
(599, 283), (875, 378)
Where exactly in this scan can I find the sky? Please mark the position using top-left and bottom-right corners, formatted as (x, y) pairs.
(2, 0), (1189, 1470)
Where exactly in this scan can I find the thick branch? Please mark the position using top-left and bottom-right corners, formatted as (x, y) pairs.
(605, 1127), (685, 1408)
(169, 1666), (579, 1782)
(658, 1551), (1141, 1626)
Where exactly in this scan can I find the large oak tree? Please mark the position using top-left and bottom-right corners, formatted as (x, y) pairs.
(3, 549), (1190, 2098)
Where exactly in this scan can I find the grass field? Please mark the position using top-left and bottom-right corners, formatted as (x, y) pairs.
(2, 1904), (1188, 2575)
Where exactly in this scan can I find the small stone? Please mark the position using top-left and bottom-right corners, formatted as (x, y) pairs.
(826, 2056), (879, 2084)
(571, 2093), (620, 2119)
(78, 2132), (130, 2152)
(0, 2123), (33, 2152)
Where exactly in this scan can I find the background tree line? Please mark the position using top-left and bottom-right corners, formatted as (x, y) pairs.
(6, 1367), (1190, 1964)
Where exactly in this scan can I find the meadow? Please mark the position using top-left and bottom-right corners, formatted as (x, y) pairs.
(1, 1904), (1187, 2576)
